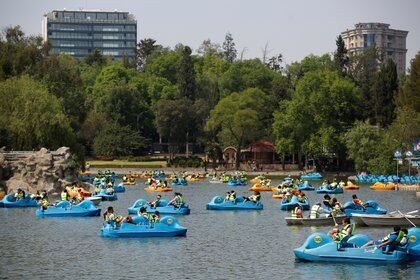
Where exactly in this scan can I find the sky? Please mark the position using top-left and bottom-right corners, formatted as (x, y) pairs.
(0, 0), (419, 66)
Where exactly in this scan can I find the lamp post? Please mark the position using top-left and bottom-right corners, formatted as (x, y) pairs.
(405, 151), (413, 176)
(394, 151), (402, 177)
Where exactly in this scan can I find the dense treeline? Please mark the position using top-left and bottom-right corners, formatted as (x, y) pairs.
(0, 26), (418, 173)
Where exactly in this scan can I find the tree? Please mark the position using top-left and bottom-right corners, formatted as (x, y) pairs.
(266, 54), (283, 72)
(178, 46), (196, 100)
(197, 39), (222, 57)
(205, 88), (270, 168)
(135, 38), (157, 69)
(83, 49), (106, 66)
(222, 32), (237, 62)
(0, 75), (73, 150)
(333, 35), (348, 76)
(371, 59), (398, 126)
(93, 123), (147, 157)
(396, 52), (420, 112)
(273, 70), (361, 168)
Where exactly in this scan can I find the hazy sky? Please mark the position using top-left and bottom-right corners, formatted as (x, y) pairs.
(1, 0), (419, 66)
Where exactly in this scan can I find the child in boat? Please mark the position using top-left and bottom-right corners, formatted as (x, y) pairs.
(149, 195), (162, 209)
(148, 211), (160, 228)
(103, 206), (123, 227)
(331, 198), (343, 215)
(330, 218), (355, 249)
(39, 196), (50, 211)
(292, 205), (303, 218)
(352, 194), (365, 209)
(224, 190), (236, 202)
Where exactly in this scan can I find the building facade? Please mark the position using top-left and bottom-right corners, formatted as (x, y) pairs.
(341, 23), (408, 75)
(42, 10), (137, 59)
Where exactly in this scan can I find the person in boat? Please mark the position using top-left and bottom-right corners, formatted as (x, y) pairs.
(148, 211), (161, 228)
(122, 175), (128, 182)
(138, 206), (149, 219)
(322, 195), (333, 209)
(94, 184), (101, 194)
(284, 190), (292, 202)
(361, 226), (407, 252)
(103, 206), (123, 227)
(297, 191), (307, 202)
(106, 184), (115, 194)
(15, 188), (26, 200)
(149, 194), (162, 209)
(338, 180), (345, 188)
(352, 194), (365, 209)
(39, 196), (50, 211)
(224, 190), (236, 202)
(330, 217), (355, 250)
(330, 180), (338, 189)
(291, 205), (303, 219)
(244, 191), (261, 204)
(60, 189), (69, 201)
(31, 191), (42, 201)
(331, 198), (343, 215)
(168, 193), (184, 208)
(310, 203), (326, 219)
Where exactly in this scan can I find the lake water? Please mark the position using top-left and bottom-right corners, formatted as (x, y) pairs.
(0, 179), (419, 280)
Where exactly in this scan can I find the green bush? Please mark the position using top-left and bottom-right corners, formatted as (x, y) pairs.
(119, 156), (167, 162)
(167, 156), (204, 168)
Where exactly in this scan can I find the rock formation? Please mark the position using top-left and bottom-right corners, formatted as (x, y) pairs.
(0, 147), (90, 194)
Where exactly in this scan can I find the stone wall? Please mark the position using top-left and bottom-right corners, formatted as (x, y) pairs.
(0, 147), (83, 194)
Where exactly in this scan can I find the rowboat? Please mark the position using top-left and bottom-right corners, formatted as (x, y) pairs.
(351, 211), (420, 227)
(285, 215), (347, 226)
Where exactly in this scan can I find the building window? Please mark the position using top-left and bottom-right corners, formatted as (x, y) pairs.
(363, 34), (375, 47)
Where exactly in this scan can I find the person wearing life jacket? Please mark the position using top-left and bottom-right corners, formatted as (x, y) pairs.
(228, 190), (236, 201)
(168, 193), (184, 208)
(15, 188), (26, 200)
(352, 194), (365, 209)
(94, 184), (101, 194)
(362, 226), (406, 252)
(244, 191), (261, 204)
(331, 198), (343, 215)
(138, 206), (151, 220)
(39, 196), (50, 211)
(291, 205), (303, 219)
(297, 191), (307, 203)
(310, 203), (325, 219)
(333, 218), (355, 250)
(149, 194), (162, 209)
(338, 181), (345, 188)
(122, 175), (127, 182)
(322, 195), (333, 210)
(149, 211), (160, 223)
(61, 189), (69, 201)
(103, 206), (123, 227)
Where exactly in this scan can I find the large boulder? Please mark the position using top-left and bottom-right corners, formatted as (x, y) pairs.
(0, 147), (80, 194)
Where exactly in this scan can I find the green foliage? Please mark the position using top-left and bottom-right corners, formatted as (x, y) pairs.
(371, 59), (398, 126)
(179, 46), (196, 100)
(396, 52), (420, 112)
(0, 75), (74, 149)
(333, 35), (348, 76)
(93, 123), (147, 157)
(168, 156), (204, 168)
(222, 32), (237, 62)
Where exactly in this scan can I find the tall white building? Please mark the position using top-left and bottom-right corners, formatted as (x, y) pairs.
(341, 23), (408, 75)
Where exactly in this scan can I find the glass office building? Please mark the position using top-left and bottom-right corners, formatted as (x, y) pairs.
(42, 10), (137, 59)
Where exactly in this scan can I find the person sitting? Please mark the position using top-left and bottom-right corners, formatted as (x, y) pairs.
(168, 193), (184, 208)
(330, 181), (338, 189)
(39, 196), (50, 211)
(338, 181), (345, 188)
(138, 206), (150, 219)
(244, 191), (261, 204)
(331, 198), (343, 215)
(149, 194), (162, 209)
(31, 191), (42, 201)
(228, 190), (236, 201)
(329, 218), (355, 250)
(103, 206), (123, 227)
(323, 195), (333, 209)
(61, 189), (69, 201)
(291, 205), (303, 218)
(352, 194), (365, 209)
(106, 185), (115, 194)
(15, 188), (26, 200)
(310, 203), (325, 219)
(297, 192), (307, 202)
(284, 191), (292, 202)
(122, 175), (127, 182)
(94, 184), (101, 194)
(361, 227), (406, 252)
(149, 211), (160, 223)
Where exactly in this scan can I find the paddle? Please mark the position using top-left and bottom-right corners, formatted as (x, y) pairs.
(397, 209), (417, 227)
(331, 212), (338, 227)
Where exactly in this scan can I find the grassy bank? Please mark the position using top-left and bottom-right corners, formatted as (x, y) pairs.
(87, 160), (167, 168)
